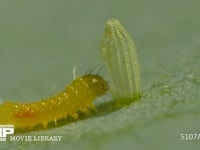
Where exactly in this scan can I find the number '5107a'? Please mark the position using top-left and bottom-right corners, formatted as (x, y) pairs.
(180, 133), (200, 140)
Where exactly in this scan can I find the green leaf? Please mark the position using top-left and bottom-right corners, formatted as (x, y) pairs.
(0, 0), (200, 150)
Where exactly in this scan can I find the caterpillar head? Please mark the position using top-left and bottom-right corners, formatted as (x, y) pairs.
(82, 74), (109, 96)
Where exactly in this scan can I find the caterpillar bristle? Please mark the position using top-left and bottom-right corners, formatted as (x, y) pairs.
(43, 122), (48, 128)
(70, 113), (79, 119)
(54, 119), (57, 126)
(81, 108), (92, 116)
(89, 105), (97, 113)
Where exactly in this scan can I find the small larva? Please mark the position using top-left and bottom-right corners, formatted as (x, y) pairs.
(100, 19), (141, 101)
(0, 74), (108, 131)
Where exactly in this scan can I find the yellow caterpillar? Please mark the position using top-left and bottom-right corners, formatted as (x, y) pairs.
(0, 74), (108, 131)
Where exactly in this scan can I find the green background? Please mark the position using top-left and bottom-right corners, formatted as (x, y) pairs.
(0, 0), (200, 149)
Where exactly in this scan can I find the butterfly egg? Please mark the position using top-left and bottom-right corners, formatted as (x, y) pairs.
(100, 19), (141, 102)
